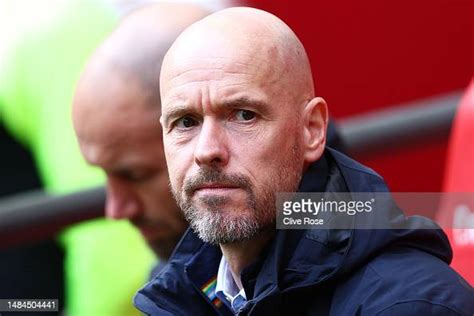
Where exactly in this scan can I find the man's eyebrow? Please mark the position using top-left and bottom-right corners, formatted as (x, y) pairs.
(161, 105), (194, 126)
(161, 97), (270, 125)
(221, 97), (270, 115)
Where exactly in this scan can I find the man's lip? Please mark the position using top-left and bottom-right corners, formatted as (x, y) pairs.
(194, 183), (240, 191)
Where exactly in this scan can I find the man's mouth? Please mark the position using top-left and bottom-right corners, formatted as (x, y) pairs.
(193, 183), (241, 195)
(183, 170), (253, 199)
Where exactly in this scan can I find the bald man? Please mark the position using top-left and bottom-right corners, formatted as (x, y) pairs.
(72, 4), (209, 262)
(134, 7), (473, 316)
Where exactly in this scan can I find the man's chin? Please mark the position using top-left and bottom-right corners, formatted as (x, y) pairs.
(192, 192), (252, 211)
(190, 202), (255, 219)
(188, 215), (261, 245)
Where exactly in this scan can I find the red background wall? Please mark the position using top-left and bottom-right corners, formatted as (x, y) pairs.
(240, 0), (473, 192)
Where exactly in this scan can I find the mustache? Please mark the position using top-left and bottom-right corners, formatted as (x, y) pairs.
(183, 168), (253, 196)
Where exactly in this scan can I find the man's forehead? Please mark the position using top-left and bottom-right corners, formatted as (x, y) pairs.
(162, 44), (268, 84)
(159, 7), (314, 119)
(160, 43), (281, 107)
(75, 91), (162, 150)
(163, 63), (265, 101)
(160, 16), (281, 82)
(163, 95), (270, 115)
(159, 59), (289, 125)
(80, 121), (164, 168)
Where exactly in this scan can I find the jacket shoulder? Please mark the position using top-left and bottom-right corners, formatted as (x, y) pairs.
(327, 148), (388, 192)
(328, 148), (382, 179)
(331, 247), (474, 315)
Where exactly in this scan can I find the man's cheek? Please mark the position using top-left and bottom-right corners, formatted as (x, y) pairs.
(166, 165), (181, 192)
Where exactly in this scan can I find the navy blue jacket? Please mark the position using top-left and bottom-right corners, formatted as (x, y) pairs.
(134, 149), (474, 315)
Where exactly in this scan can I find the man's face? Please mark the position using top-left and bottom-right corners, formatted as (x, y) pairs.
(160, 40), (306, 244)
(74, 75), (187, 257)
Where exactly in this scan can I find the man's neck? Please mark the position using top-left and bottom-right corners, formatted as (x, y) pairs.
(220, 229), (275, 291)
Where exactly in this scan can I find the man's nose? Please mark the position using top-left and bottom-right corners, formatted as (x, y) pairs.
(105, 179), (141, 220)
(194, 119), (229, 168)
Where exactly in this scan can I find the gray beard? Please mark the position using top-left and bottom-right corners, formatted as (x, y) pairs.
(172, 140), (303, 245)
(178, 190), (275, 245)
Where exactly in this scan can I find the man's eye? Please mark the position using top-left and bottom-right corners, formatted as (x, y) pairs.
(235, 110), (256, 121)
(175, 116), (198, 128)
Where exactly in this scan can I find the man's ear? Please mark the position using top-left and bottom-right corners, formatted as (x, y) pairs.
(302, 97), (328, 164)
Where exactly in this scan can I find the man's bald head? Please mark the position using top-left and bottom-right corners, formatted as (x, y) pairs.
(161, 7), (315, 110)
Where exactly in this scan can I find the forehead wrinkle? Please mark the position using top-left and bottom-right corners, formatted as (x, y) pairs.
(165, 57), (262, 84)
(163, 95), (270, 121)
(169, 67), (258, 82)
(162, 58), (278, 103)
(165, 78), (260, 95)
(171, 56), (261, 70)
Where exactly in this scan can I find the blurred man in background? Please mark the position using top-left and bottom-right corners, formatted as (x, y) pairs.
(0, 1), (124, 314)
(0, 0), (219, 315)
(72, 3), (209, 266)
